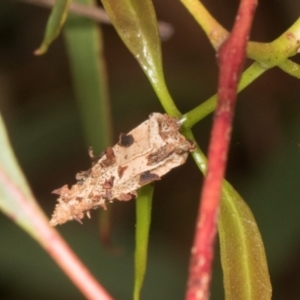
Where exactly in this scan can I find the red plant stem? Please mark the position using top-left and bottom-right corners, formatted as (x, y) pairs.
(0, 168), (113, 300)
(186, 1), (257, 299)
(45, 235), (113, 300)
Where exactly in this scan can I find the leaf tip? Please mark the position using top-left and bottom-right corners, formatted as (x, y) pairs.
(34, 45), (48, 56)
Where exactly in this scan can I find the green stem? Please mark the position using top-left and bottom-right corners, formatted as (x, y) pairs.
(181, 128), (207, 173)
(182, 61), (266, 128)
(180, 0), (228, 50)
(247, 18), (300, 65)
(182, 128), (272, 300)
(278, 59), (300, 79)
(152, 80), (182, 118)
(134, 184), (154, 300)
(181, 1), (300, 70)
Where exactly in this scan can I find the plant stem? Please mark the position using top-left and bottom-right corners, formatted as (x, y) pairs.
(180, 0), (228, 50)
(247, 18), (300, 64)
(182, 17), (300, 127)
(134, 184), (154, 300)
(153, 81), (182, 118)
(185, 0), (257, 299)
(278, 60), (300, 79)
(0, 167), (112, 300)
(182, 61), (266, 127)
(181, 0), (300, 70)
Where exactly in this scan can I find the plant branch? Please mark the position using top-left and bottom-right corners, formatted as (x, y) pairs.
(185, 0), (257, 299)
(182, 17), (300, 127)
(181, 0), (300, 66)
(247, 18), (300, 65)
(278, 59), (300, 78)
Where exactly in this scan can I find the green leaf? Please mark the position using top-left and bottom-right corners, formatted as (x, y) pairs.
(64, 0), (112, 243)
(219, 182), (272, 300)
(134, 184), (154, 300)
(0, 113), (48, 241)
(63, 0), (112, 153)
(35, 0), (71, 55)
(101, 0), (181, 117)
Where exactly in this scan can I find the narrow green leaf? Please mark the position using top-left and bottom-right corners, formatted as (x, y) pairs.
(101, 0), (181, 117)
(219, 182), (272, 300)
(35, 0), (71, 55)
(134, 184), (154, 300)
(63, 0), (112, 153)
(0, 113), (48, 241)
(64, 0), (112, 242)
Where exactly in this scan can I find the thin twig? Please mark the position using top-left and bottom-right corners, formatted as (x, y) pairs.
(185, 0), (257, 299)
(17, 0), (174, 41)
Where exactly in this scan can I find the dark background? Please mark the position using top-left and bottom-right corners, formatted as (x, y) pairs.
(0, 0), (300, 299)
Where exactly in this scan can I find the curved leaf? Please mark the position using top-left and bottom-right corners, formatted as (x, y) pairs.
(63, 0), (111, 153)
(134, 184), (154, 300)
(219, 182), (272, 300)
(101, 0), (180, 117)
(35, 0), (71, 55)
(101, 0), (160, 76)
(63, 0), (112, 244)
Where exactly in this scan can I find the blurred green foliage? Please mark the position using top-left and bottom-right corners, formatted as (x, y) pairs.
(0, 0), (300, 299)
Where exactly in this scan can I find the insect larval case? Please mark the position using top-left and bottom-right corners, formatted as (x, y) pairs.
(50, 113), (195, 226)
